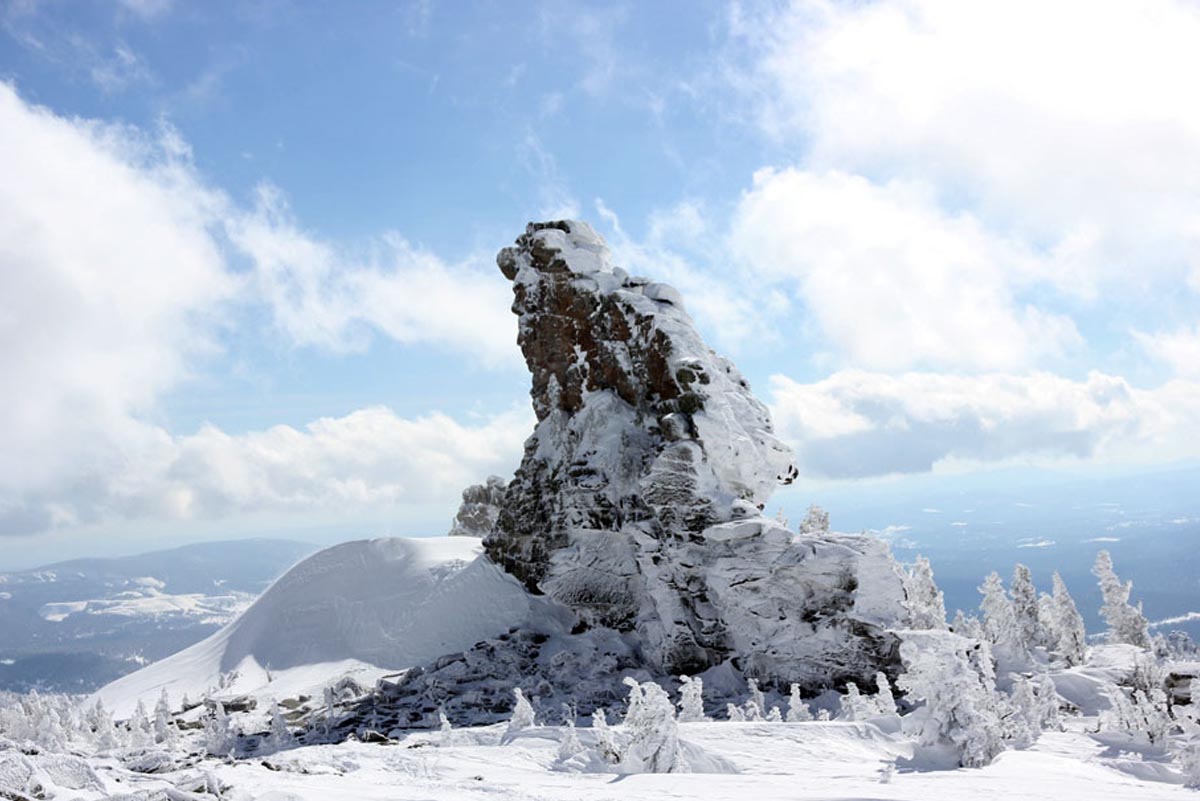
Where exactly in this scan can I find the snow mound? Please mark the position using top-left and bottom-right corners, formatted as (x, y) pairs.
(94, 537), (534, 717)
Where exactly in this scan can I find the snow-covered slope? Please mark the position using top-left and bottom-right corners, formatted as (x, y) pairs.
(94, 537), (534, 716)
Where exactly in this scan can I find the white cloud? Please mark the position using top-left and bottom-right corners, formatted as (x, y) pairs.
(1134, 324), (1200, 379)
(0, 82), (233, 503)
(769, 369), (1200, 479)
(730, 168), (1081, 370)
(734, 0), (1200, 298)
(108, 405), (530, 525)
(0, 83), (524, 536)
(229, 185), (518, 367)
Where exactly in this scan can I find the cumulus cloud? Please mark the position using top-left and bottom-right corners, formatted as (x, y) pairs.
(730, 168), (1080, 370)
(769, 370), (1200, 479)
(733, 0), (1200, 297)
(1134, 324), (1200, 379)
(229, 185), (518, 366)
(0, 83), (521, 536)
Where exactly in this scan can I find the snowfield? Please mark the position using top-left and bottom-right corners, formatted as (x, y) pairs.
(94, 538), (535, 717)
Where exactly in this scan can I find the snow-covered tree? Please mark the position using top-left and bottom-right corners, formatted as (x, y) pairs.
(592, 709), (622, 765)
(979, 572), (1021, 653)
(904, 556), (948, 629)
(153, 689), (175, 745)
(766, 706), (783, 722)
(787, 684), (812, 722)
(557, 719), (584, 761)
(130, 700), (153, 748)
(1103, 684), (1172, 745)
(1010, 564), (1042, 649)
(1047, 572), (1088, 666)
(799, 504), (830, 536)
(1177, 740), (1200, 788)
(322, 686), (337, 736)
(505, 688), (536, 739)
(839, 682), (875, 721)
(1005, 677), (1039, 748)
(1035, 674), (1062, 731)
(622, 680), (686, 773)
(898, 633), (1006, 768)
(874, 672), (898, 716)
(817, 709), (831, 721)
(951, 609), (984, 640)
(726, 703), (746, 722)
(267, 700), (292, 751)
(1092, 551), (1151, 649)
(438, 708), (451, 733)
(746, 678), (766, 719)
(203, 701), (236, 758)
(677, 675), (707, 722)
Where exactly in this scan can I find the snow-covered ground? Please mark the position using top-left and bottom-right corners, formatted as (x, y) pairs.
(2, 710), (1196, 800)
(94, 537), (536, 717)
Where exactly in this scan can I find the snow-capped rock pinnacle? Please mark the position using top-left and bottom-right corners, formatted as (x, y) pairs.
(484, 221), (904, 682)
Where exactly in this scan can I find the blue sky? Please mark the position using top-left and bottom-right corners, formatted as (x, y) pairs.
(3, 0), (1200, 568)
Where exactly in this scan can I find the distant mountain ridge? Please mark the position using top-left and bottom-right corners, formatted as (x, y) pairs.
(0, 538), (317, 693)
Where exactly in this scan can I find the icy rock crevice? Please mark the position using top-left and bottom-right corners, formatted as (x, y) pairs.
(483, 221), (906, 684)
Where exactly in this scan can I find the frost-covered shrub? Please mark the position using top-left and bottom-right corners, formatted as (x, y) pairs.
(787, 684), (812, 722)
(1102, 684), (1172, 745)
(622, 680), (686, 773)
(1005, 678), (1039, 748)
(799, 504), (830, 536)
(904, 556), (948, 629)
(898, 632), (1006, 768)
(726, 703), (745, 722)
(677, 675), (707, 722)
(1036, 674), (1062, 731)
(1093, 551), (1151, 649)
(766, 706), (783, 722)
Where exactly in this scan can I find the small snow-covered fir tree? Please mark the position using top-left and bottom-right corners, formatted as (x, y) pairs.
(766, 706), (783, 722)
(505, 688), (536, 739)
(130, 700), (153, 748)
(322, 686), (337, 736)
(203, 701), (236, 758)
(726, 703), (746, 722)
(438, 708), (451, 733)
(1035, 674), (1062, 731)
(622, 680), (686, 773)
(787, 683), (812, 722)
(1005, 677), (1039, 748)
(979, 572), (1021, 653)
(1177, 740), (1200, 788)
(1092, 551), (1151, 649)
(874, 672), (898, 716)
(267, 700), (292, 751)
(677, 675), (707, 722)
(951, 609), (985, 639)
(1010, 564), (1042, 649)
(747, 678), (766, 719)
(904, 556), (948, 629)
(898, 634), (1006, 768)
(557, 719), (584, 761)
(592, 709), (622, 765)
(1048, 572), (1088, 666)
(153, 689), (175, 745)
(817, 708), (831, 721)
(840, 682), (876, 721)
(799, 504), (830, 536)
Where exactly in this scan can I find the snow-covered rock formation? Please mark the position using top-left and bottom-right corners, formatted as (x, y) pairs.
(484, 221), (908, 685)
(447, 476), (507, 537)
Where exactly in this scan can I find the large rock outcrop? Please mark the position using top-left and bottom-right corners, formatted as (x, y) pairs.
(483, 221), (908, 684)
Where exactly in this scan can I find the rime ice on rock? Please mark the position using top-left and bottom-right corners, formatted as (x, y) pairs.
(484, 220), (908, 685)
(448, 476), (507, 537)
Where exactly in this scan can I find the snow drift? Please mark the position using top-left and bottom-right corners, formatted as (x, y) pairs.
(94, 537), (534, 716)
